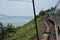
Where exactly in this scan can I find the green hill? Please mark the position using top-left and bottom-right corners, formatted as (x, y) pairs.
(3, 16), (43, 40)
(0, 7), (55, 40)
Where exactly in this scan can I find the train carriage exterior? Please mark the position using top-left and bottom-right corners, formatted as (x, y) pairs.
(48, 0), (60, 30)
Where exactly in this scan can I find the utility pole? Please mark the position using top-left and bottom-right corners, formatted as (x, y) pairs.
(32, 0), (39, 40)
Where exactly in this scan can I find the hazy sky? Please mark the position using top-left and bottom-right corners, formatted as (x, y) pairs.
(0, 0), (58, 16)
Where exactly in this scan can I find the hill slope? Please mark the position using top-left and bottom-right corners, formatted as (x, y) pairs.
(4, 16), (43, 40)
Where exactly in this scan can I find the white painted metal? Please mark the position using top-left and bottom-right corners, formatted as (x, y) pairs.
(54, 0), (60, 40)
(54, 21), (59, 40)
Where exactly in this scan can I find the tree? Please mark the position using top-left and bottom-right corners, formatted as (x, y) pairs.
(51, 7), (55, 11)
(0, 22), (5, 40)
(6, 24), (15, 33)
(39, 10), (45, 16)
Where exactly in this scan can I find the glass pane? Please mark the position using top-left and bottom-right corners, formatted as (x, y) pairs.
(0, 0), (59, 40)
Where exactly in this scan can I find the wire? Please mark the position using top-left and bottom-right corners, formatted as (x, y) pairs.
(8, 0), (32, 2)
(34, 1), (41, 11)
(8, 0), (40, 40)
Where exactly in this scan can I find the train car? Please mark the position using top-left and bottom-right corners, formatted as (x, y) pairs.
(48, 0), (60, 32)
(48, 11), (55, 21)
(54, 0), (60, 30)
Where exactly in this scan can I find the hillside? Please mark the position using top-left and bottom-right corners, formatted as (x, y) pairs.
(3, 16), (43, 40)
(0, 7), (55, 40)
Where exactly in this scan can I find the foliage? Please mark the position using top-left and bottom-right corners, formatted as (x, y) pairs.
(39, 7), (55, 16)
(39, 10), (45, 16)
(5, 24), (16, 33)
(36, 15), (40, 18)
(3, 16), (43, 40)
(0, 7), (56, 40)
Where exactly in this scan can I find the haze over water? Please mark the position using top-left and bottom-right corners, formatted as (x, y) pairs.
(0, 15), (33, 27)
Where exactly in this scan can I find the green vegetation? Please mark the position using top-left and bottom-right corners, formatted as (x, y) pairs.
(0, 7), (55, 40)
(3, 16), (43, 40)
(39, 7), (55, 16)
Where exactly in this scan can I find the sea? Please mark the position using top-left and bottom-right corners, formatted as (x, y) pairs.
(0, 16), (34, 27)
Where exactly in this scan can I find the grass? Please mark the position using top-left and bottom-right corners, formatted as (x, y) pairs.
(4, 16), (43, 40)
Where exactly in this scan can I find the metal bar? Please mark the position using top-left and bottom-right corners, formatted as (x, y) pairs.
(54, 20), (59, 40)
(54, 17), (59, 40)
(32, 0), (39, 40)
(53, 10), (59, 40)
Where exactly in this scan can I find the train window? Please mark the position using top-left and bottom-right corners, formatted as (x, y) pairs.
(0, 0), (60, 40)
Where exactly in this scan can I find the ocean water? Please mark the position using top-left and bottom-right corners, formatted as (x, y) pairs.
(0, 16), (33, 27)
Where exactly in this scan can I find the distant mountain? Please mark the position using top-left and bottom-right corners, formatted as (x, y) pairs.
(0, 14), (8, 16)
(0, 14), (34, 18)
(0, 14), (9, 17)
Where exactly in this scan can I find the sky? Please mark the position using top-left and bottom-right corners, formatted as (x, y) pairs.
(0, 0), (58, 16)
